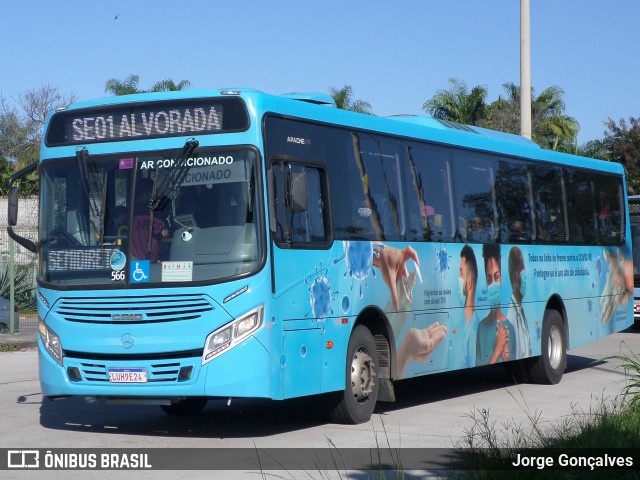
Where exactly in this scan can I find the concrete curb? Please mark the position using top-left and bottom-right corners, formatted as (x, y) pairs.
(0, 330), (38, 350)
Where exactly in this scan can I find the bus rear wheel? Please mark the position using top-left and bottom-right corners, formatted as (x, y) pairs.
(528, 310), (566, 384)
(329, 325), (379, 424)
(160, 397), (208, 415)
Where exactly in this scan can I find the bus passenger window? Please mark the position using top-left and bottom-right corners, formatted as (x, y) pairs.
(452, 151), (496, 243)
(354, 134), (404, 241)
(467, 215), (494, 243)
(406, 144), (453, 242)
(595, 175), (624, 245)
(270, 162), (328, 245)
(351, 197), (374, 237)
(496, 158), (535, 243)
(531, 165), (567, 244)
(565, 169), (597, 244)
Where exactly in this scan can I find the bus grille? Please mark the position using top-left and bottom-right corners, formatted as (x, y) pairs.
(53, 294), (215, 324)
(76, 360), (192, 383)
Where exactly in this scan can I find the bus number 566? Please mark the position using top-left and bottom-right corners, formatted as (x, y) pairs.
(111, 270), (125, 281)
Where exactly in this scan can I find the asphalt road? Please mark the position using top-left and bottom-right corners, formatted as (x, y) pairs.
(1, 328), (638, 479)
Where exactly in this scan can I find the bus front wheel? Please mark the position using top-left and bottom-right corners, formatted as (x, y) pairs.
(329, 325), (379, 424)
(528, 310), (566, 385)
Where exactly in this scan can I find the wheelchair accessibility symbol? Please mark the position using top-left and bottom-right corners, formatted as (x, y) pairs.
(130, 260), (150, 283)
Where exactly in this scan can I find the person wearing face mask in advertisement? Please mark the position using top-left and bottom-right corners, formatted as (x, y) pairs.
(451, 245), (480, 369)
(506, 246), (531, 359)
(476, 243), (516, 365)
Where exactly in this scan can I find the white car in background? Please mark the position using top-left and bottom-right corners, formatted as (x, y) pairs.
(0, 296), (19, 333)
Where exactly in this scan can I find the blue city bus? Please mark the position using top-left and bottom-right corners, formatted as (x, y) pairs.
(628, 195), (640, 326)
(7, 89), (633, 424)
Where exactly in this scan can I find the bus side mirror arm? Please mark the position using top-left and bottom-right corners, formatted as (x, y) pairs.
(7, 162), (38, 253)
(7, 226), (37, 253)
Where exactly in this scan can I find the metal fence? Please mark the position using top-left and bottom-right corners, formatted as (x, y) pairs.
(1, 314), (39, 334)
(0, 197), (38, 332)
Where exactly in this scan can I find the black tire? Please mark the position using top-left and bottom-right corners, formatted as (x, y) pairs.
(528, 310), (566, 384)
(329, 325), (379, 424)
(160, 397), (208, 415)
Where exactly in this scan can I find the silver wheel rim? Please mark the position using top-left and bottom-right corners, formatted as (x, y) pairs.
(350, 347), (375, 403)
(548, 324), (563, 370)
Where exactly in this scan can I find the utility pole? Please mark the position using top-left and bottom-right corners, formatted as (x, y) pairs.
(9, 234), (15, 333)
(520, 0), (532, 139)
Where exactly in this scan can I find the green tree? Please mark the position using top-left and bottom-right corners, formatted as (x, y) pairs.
(0, 86), (75, 195)
(579, 138), (609, 161)
(599, 117), (640, 192)
(532, 85), (579, 153)
(150, 79), (192, 92)
(105, 75), (191, 96)
(104, 74), (142, 95)
(481, 82), (579, 152)
(329, 85), (373, 114)
(479, 82), (520, 133)
(423, 77), (488, 125)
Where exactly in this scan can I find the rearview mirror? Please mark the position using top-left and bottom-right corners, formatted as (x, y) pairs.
(7, 186), (19, 227)
(287, 172), (307, 212)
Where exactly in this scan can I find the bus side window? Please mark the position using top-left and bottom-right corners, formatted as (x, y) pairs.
(355, 134), (404, 241)
(595, 175), (625, 245)
(405, 144), (454, 242)
(531, 165), (567, 243)
(495, 158), (535, 243)
(270, 161), (328, 245)
(291, 167), (327, 243)
(452, 151), (497, 243)
(565, 169), (597, 244)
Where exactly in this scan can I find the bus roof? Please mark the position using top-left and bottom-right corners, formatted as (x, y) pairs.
(48, 88), (623, 176)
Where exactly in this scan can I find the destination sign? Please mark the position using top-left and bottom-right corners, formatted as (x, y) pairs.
(46, 97), (249, 146)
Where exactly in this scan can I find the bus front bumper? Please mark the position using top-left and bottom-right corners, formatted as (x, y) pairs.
(38, 335), (272, 401)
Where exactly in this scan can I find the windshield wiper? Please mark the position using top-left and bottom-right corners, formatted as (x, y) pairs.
(146, 138), (199, 260)
(149, 138), (199, 212)
(76, 147), (107, 245)
(76, 148), (98, 217)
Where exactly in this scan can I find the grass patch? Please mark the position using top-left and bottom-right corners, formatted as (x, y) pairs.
(0, 343), (22, 352)
(443, 401), (640, 479)
(444, 344), (640, 479)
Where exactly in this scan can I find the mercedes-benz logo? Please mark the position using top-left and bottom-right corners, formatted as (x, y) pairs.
(120, 333), (134, 349)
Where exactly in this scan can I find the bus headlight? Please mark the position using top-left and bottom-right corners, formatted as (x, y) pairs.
(202, 306), (264, 365)
(39, 321), (64, 366)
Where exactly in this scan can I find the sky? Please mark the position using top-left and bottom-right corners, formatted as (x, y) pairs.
(1, 0), (639, 145)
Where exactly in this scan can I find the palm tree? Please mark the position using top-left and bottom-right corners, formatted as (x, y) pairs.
(105, 75), (191, 96)
(105, 74), (143, 96)
(531, 85), (579, 152)
(422, 78), (488, 125)
(150, 79), (191, 92)
(479, 82), (520, 133)
(482, 82), (579, 152)
(329, 85), (373, 114)
(540, 114), (579, 152)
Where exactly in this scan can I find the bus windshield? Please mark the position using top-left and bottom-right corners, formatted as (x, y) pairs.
(39, 147), (262, 286)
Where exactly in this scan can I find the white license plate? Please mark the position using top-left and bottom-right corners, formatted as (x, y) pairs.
(108, 368), (147, 383)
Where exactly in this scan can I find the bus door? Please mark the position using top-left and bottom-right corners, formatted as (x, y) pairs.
(269, 160), (333, 397)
